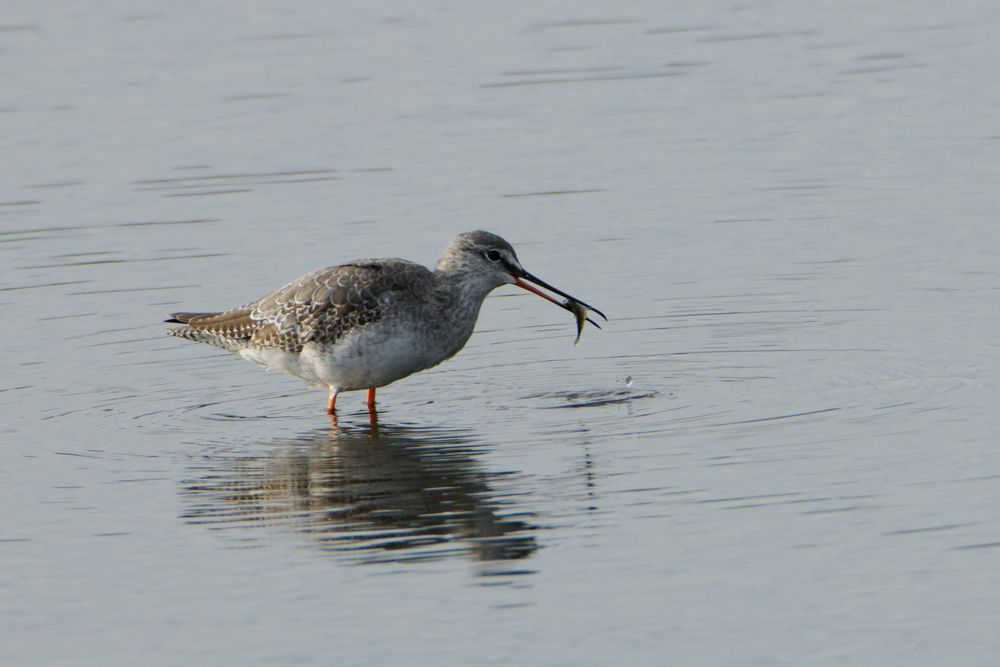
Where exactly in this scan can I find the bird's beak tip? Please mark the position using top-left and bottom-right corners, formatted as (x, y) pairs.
(515, 271), (606, 323)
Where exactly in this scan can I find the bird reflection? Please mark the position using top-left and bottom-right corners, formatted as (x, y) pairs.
(180, 421), (538, 569)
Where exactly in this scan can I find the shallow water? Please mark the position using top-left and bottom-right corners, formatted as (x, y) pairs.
(3, 1), (1000, 665)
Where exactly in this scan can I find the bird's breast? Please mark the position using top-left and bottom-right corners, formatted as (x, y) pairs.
(303, 311), (475, 390)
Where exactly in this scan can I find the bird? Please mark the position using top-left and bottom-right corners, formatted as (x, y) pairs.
(166, 230), (606, 416)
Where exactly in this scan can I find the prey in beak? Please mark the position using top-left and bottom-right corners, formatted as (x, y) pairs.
(512, 269), (608, 340)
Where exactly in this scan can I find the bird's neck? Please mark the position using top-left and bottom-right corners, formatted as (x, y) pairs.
(432, 267), (506, 350)
(434, 265), (502, 310)
(420, 268), (499, 358)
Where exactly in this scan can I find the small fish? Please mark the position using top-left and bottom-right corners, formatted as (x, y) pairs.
(565, 299), (591, 346)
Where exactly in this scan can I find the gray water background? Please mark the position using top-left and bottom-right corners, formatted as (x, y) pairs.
(2, 1), (999, 665)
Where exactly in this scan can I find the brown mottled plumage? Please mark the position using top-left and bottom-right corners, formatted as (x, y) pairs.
(168, 261), (426, 354)
(167, 231), (606, 415)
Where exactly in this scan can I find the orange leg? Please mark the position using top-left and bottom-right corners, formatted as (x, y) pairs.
(327, 388), (338, 415)
(366, 388), (379, 431)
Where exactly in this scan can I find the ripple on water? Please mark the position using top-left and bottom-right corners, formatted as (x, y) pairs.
(524, 388), (659, 409)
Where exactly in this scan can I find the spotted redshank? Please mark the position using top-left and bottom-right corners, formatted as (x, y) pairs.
(166, 230), (606, 415)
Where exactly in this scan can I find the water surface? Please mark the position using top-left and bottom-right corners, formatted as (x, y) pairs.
(3, 1), (1000, 665)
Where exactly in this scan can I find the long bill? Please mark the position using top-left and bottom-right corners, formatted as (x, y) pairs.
(513, 270), (608, 328)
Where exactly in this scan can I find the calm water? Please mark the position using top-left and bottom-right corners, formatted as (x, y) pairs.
(3, 1), (1000, 665)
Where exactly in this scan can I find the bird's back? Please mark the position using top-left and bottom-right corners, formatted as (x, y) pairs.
(167, 259), (435, 354)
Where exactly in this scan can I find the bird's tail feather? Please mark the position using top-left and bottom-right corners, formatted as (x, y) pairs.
(166, 309), (256, 352)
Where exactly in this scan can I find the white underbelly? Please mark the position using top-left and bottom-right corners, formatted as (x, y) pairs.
(238, 347), (325, 387)
(237, 322), (464, 391)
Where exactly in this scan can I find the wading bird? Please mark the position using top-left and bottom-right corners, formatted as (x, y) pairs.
(167, 231), (605, 416)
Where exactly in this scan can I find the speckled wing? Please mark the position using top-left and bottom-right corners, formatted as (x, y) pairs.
(249, 260), (433, 352)
(169, 259), (433, 354)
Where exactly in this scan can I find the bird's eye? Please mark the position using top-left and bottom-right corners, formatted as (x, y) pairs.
(485, 250), (502, 262)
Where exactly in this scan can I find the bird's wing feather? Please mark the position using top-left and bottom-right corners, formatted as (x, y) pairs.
(246, 259), (433, 351)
